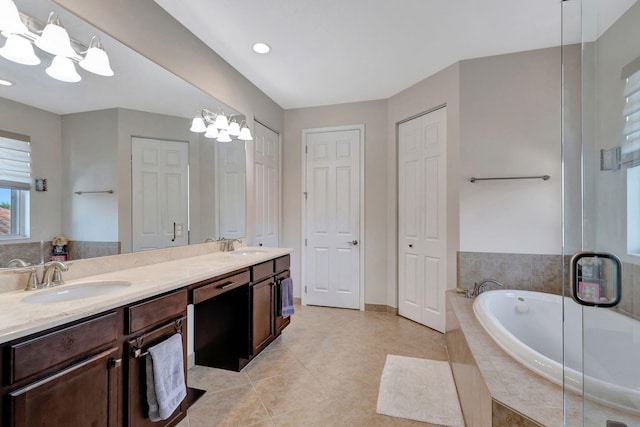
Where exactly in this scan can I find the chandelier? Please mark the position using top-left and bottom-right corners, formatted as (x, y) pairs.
(0, 0), (114, 82)
(190, 108), (253, 142)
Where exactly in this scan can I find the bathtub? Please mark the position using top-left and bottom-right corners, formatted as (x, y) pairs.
(473, 289), (640, 415)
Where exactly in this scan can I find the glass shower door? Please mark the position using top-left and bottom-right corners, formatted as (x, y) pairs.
(562, 0), (640, 425)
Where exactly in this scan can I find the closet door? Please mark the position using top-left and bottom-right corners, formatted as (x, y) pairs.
(253, 121), (280, 247)
(398, 107), (447, 332)
(131, 137), (189, 251)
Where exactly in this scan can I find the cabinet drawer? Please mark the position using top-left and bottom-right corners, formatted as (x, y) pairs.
(126, 289), (187, 334)
(251, 261), (274, 283)
(9, 347), (120, 427)
(192, 270), (250, 304)
(8, 311), (118, 385)
(275, 255), (290, 274)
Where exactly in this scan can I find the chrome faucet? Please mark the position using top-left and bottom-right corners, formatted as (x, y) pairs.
(41, 261), (69, 288)
(9, 259), (40, 291)
(217, 238), (241, 252)
(473, 278), (504, 296)
(7, 258), (29, 268)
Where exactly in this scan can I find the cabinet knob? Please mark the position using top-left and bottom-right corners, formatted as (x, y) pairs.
(409, 244), (413, 248)
(108, 358), (122, 368)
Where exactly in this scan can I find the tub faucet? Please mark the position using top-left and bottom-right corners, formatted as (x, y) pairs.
(473, 279), (504, 296)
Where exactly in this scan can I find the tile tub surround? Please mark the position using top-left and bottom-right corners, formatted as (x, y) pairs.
(458, 251), (640, 320)
(618, 260), (640, 319)
(0, 241), (53, 267)
(446, 291), (640, 427)
(457, 252), (563, 295)
(0, 246), (291, 343)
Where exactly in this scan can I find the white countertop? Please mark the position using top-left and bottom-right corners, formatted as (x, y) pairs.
(0, 247), (292, 344)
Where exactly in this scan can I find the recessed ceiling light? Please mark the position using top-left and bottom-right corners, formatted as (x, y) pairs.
(0, 79), (13, 86)
(252, 42), (271, 54)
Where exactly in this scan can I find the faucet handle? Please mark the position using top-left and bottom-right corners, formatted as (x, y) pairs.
(13, 266), (42, 291)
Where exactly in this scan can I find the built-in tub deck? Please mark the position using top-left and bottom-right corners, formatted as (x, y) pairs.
(446, 291), (640, 427)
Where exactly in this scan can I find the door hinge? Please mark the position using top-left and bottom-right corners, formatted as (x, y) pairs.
(304, 191), (307, 200)
(305, 286), (307, 294)
(305, 238), (307, 246)
(305, 145), (308, 154)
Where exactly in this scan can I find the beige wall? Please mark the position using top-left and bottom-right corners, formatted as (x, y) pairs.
(459, 47), (563, 255)
(589, 2), (640, 264)
(53, 0), (568, 309)
(387, 64), (461, 308)
(62, 109), (119, 242)
(283, 100), (388, 302)
(54, 0), (285, 245)
(0, 97), (63, 244)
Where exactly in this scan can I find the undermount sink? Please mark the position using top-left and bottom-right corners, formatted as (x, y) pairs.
(22, 281), (132, 304)
(230, 250), (267, 256)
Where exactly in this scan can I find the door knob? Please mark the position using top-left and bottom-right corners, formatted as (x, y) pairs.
(409, 244), (413, 248)
(348, 240), (358, 245)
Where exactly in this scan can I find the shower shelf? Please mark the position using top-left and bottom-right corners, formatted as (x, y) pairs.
(469, 175), (550, 183)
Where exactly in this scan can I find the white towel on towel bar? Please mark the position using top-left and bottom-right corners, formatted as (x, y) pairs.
(146, 333), (186, 421)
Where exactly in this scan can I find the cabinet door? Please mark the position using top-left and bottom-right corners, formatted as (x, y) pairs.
(127, 317), (187, 427)
(252, 278), (275, 355)
(8, 347), (120, 427)
(275, 271), (291, 335)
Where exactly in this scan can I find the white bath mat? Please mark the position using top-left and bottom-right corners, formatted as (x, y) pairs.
(376, 355), (464, 427)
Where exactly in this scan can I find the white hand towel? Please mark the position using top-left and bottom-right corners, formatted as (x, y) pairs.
(146, 333), (187, 421)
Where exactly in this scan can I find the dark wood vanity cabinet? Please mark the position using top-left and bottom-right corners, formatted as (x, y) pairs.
(251, 277), (276, 355)
(0, 290), (189, 427)
(8, 347), (121, 427)
(0, 253), (291, 426)
(1, 312), (122, 427)
(192, 270), (251, 372)
(250, 255), (291, 357)
(125, 289), (188, 427)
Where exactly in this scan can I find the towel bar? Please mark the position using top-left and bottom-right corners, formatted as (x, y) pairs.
(131, 319), (183, 358)
(469, 175), (550, 183)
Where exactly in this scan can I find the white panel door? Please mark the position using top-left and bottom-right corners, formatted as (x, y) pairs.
(216, 141), (246, 239)
(304, 128), (361, 309)
(398, 107), (447, 332)
(132, 137), (189, 251)
(253, 122), (280, 247)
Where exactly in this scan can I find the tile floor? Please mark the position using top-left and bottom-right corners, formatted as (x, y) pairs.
(176, 303), (450, 427)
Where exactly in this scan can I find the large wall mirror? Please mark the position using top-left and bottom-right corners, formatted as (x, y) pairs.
(0, 0), (248, 267)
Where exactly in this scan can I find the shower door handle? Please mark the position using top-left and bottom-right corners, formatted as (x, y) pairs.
(570, 251), (622, 307)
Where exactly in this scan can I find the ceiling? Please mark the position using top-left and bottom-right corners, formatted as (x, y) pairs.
(155, 0), (637, 110)
(0, 0), (234, 118)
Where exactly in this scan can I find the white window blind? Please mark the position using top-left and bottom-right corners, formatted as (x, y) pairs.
(622, 69), (640, 167)
(0, 136), (31, 190)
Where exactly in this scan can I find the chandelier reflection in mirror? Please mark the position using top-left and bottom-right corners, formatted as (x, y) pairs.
(0, 0), (114, 83)
(190, 108), (253, 142)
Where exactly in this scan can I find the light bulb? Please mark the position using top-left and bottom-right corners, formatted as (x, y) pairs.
(0, 33), (40, 65)
(204, 124), (219, 139)
(238, 122), (253, 141)
(0, 0), (28, 34)
(228, 116), (241, 136)
(217, 129), (232, 143)
(34, 12), (76, 57)
(45, 55), (81, 82)
(214, 110), (228, 130)
(79, 36), (114, 76)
